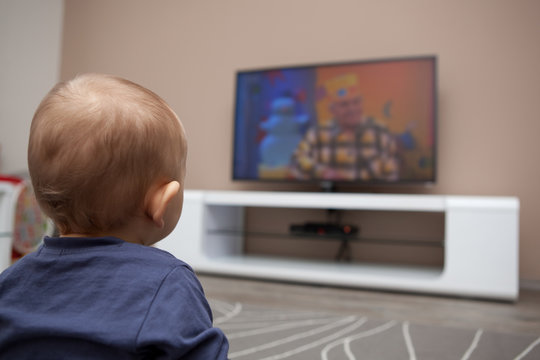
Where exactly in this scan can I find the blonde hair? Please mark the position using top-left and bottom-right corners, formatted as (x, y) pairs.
(28, 73), (187, 235)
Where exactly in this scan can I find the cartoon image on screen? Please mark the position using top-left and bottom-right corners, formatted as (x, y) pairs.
(233, 57), (436, 184)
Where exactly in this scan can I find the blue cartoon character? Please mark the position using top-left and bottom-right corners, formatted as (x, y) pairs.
(259, 97), (309, 168)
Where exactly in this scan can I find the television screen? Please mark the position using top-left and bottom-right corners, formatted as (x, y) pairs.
(232, 56), (436, 186)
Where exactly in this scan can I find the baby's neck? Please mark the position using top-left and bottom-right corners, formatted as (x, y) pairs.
(60, 217), (158, 246)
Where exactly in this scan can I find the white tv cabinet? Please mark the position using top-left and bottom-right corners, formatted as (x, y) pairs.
(157, 190), (520, 301)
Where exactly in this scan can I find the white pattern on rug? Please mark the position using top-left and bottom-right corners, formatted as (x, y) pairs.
(209, 299), (540, 360)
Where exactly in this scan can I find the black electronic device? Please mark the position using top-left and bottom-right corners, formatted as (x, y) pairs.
(290, 222), (359, 237)
(232, 55), (437, 190)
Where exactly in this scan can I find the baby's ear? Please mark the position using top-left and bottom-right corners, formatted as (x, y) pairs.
(145, 181), (180, 228)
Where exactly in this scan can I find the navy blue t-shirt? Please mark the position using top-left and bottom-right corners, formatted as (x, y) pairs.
(0, 236), (229, 359)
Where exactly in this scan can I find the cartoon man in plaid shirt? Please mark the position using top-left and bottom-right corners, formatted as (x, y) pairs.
(290, 74), (399, 182)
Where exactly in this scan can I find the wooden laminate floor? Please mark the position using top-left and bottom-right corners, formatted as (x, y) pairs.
(198, 274), (540, 336)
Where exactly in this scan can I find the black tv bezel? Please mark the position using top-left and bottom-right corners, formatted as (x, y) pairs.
(231, 55), (438, 190)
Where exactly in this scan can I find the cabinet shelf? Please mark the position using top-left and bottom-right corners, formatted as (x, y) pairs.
(207, 229), (444, 248)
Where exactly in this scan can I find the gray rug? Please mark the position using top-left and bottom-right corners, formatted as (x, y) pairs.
(209, 299), (540, 360)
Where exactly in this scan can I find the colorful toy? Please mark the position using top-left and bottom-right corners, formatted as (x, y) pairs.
(0, 176), (53, 270)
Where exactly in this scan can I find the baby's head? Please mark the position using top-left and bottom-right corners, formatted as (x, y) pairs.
(28, 73), (187, 241)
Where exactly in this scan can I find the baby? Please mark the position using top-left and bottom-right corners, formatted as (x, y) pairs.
(0, 74), (229, 359)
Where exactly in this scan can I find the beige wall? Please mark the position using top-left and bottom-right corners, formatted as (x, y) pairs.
(0, 0), (64, 174)
(60, 0), (540, 280)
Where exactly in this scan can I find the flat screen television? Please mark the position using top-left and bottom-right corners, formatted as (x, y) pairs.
(232, 55), (437, 190)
